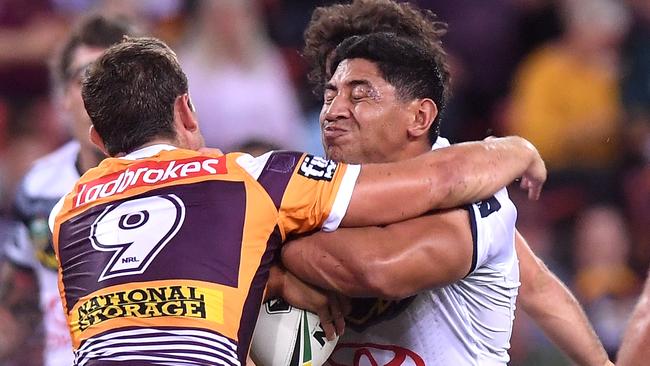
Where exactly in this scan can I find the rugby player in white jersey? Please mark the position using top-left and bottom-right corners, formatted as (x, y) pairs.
(281, 18), (611, 366)
(0, 15), (137, 366)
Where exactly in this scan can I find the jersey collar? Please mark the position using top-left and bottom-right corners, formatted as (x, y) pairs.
(122, 144), (178, 160)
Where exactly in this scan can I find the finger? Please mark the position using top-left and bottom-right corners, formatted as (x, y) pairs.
(319, 317), (337, 341)
(327, 293), (345, 337)
(529, 183), (542, 201)
(520, 177), (528, 190)
(314, 300), (336, 341)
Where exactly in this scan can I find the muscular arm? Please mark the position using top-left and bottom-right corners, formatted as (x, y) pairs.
(342, 136), (544, 227)
(617, 271), (650, 366)
(516, 232), (611, 366)
(282, 209), (473, 300)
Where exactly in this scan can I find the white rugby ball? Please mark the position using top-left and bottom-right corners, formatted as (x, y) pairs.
(251, 298), (338, 366)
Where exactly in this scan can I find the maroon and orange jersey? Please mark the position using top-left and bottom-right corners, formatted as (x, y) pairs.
(49, 144), (360, 366)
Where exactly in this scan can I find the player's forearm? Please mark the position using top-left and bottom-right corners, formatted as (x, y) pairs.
(343, 136), (543, 227)
(520, 269), (609, 366)
(282, 220), (462, 300)
(281, 234), (372, 297)
(617, 274), (650, 366)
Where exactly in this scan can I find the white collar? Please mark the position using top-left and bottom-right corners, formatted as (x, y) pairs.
(122, 144), (178, 160)
(431, 136), (450, 151)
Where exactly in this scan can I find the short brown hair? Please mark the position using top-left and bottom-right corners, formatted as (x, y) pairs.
(81, 37), (187, 156)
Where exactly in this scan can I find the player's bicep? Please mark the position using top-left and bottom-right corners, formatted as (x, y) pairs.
(282, 209), (475, 298)
(378, 209), (474, 292)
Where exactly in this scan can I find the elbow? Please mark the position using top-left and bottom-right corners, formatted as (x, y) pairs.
(518, 260), (558, 311)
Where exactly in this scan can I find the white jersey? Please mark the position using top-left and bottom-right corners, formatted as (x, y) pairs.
(5, 141), (80, 366)
(327, 138), (520, 366)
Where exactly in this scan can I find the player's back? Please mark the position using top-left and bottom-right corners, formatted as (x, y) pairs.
(50, 145), (359, 366)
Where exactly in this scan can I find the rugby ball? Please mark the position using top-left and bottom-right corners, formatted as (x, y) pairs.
(251, 298), (338, 366)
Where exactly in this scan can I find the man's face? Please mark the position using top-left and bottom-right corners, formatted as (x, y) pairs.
(63, 45), (106, 149)
(320, 58), (414, 164)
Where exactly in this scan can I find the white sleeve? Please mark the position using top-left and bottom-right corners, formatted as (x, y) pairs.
(3, 222), (37, 269)
(48, 196), (65, 233)
(321, 164), (360, 232)
(466, 188), (518, 274)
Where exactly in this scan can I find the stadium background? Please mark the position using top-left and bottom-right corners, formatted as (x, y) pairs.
(0, 0), (647, 365)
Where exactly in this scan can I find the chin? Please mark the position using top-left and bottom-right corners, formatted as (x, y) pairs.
(326, 148), (358, 164)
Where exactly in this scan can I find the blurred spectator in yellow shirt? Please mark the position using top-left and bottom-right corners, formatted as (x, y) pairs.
(507, 0), (629, 171)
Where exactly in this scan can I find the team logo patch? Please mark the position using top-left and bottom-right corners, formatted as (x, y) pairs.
(72, 283), (224, 335)
(329, 343), (425, 366)
(298, 155), (337, 181)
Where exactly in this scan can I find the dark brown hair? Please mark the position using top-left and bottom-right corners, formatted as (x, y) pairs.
(81, 37), (187, 156)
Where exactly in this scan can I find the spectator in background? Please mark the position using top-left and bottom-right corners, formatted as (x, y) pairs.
(621, 0), (650, 164)
(620, 0), (650, 272)
(0, 15), (138, 366)
(0, 0), (67, 98)
(178, 0), (305, 152)
(507, 0), (630, 202)
(415, 0), (523, 141)
(573, 205), (640, 357)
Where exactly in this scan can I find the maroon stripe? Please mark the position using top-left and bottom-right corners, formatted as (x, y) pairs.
(58, 181), (246, 313)
(236, 225), (283, 362)
(257, 151), (303, 209)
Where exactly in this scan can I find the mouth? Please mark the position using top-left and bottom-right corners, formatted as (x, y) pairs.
(322, 123), (348, 141)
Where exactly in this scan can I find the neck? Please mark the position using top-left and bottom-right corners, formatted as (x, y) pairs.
(391, 141), (432, 162)
(77, 145), (103, 173)
(116, 138), (180, 157)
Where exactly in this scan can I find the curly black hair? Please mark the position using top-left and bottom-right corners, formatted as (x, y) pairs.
(303, 0), (450, 100)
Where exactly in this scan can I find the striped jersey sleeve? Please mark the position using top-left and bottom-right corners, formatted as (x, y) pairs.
(234, 151), (360, 237)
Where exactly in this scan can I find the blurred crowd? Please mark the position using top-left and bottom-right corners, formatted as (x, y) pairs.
(0, 0), (647, 365)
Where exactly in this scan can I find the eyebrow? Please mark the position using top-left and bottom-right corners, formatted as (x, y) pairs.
(324, 79), (374, 92)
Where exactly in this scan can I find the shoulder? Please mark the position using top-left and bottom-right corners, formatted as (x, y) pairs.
(20, 141), (81, 199)
(231, 151), (307, 181)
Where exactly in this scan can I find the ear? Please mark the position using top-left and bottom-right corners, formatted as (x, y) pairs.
(407, 98), (438, 139)
(174, 93), (199, 133)
(89, 126), (109, 156)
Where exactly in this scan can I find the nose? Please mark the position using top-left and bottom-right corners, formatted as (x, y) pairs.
(322, 95), (352, 123)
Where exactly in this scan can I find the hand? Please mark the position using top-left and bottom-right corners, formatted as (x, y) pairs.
(269, 265), (347, 340)
(520, 140), (546, 200)
(484, 136), (546, 200)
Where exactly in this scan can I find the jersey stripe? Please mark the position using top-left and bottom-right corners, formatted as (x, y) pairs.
(76, 328), (239, 366)
(256, 151), (302, 209)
